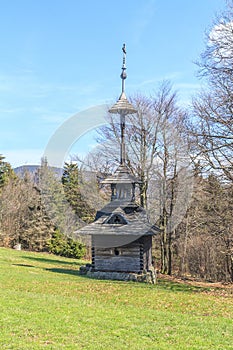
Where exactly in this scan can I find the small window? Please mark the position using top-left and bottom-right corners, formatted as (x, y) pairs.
(114, 248), (120, 256)
(105, 214), (127, 225)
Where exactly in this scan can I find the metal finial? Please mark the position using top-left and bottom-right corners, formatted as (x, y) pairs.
(109, 43), (137, 116)
(121, 43), (127, 92)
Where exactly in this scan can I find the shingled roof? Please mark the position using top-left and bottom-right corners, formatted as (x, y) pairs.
(77, 200), (159, 237)
(108, 92), (137, 115)
(101, 165), (140, 184)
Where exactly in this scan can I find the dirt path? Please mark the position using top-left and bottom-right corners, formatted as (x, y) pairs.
(158, 274), (233, 296)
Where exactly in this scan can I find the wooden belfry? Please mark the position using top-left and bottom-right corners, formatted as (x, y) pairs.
(79, 45), (158, 283)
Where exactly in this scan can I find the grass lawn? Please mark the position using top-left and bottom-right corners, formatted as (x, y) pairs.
(0, 248), (232, 350)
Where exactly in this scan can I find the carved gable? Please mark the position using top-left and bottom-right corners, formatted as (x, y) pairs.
(105, 213), (128, 225)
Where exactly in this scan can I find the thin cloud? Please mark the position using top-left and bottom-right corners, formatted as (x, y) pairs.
(174, 82), (200, 90)
(130, 0), (157, 45)
(131, 72), (182, 89)
(0, 107), (25, 114)
(0, 70), (102, 100)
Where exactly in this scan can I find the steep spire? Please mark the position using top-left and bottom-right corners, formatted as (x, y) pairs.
(109, 44), (137, 115)
(102, 44), (140, 202)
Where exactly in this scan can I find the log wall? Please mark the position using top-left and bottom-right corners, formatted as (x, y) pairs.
(93, 240), (142, 273)
(142, 236), (152, 270)
(91, 236), (153, 273)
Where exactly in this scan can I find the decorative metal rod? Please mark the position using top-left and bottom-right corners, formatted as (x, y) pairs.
(120, 43), (127, 94)
(120, 44), (127, 165)
(120, 114), (126, 165)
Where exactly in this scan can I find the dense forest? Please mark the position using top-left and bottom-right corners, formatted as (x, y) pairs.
(0, 3), (232, 282)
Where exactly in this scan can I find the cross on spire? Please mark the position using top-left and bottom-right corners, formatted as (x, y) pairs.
(121, 43), (127, 93)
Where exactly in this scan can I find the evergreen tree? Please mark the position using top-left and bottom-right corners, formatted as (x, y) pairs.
(0, 154), (15, 189)
(37, 158), (78, 237)
(62, 162), (95, 223)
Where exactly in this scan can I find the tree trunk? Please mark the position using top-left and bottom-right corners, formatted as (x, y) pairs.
(160, 207), (170, 274)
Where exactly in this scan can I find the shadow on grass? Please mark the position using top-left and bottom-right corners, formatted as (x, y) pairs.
(43, 268), (148, 285)
(13, 263), (35, 268)
(42, 267), (211, 293)
(23, 256), (83, 267)
(17, 255), (213, 293)
(156, 278), (211, 293)
(45, 267), (80, 276)
(13, 261), (82, 278)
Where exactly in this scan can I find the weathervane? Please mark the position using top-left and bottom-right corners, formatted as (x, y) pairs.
(121, 43), (127, 93)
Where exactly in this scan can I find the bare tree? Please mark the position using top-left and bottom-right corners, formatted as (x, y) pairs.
(176, 174), (233, 282)
(192, 89), (233, 181)
(96, 82), (188, 207)
(148, 114), (193, 274)
(193, 2), (233, 182)
(198, 1), (233, 82)
(0, 173), (54, 250)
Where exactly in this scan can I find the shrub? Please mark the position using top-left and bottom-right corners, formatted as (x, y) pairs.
(47, 230), (86, 259)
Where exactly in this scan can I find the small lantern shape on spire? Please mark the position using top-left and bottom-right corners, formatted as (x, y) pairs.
(103, 44), (140, 202)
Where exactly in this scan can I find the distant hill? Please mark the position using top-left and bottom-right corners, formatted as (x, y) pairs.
(14, 165), (107, 183)
(14, 165), (63, 178)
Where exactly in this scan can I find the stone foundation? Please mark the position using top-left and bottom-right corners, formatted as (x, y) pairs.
(79, 264), (156, 284)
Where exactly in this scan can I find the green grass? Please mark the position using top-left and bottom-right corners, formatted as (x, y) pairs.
(0, 248), (232, 350)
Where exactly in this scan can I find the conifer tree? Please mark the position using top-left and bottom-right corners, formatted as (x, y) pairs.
(0, 154), (15, 189)
(37, 158), (78, 237)
(62, 162), (95, 223)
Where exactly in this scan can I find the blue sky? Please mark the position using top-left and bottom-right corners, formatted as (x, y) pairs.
(0, 0), (226, 168)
